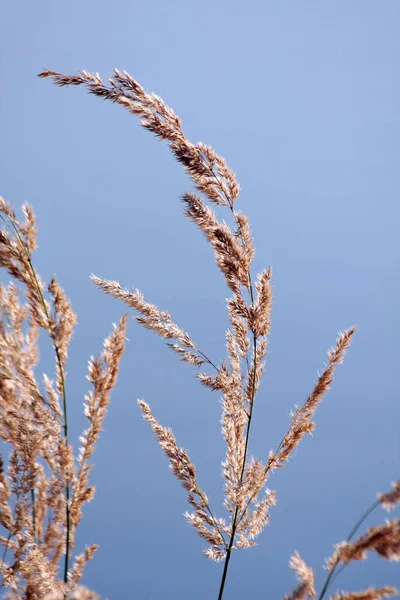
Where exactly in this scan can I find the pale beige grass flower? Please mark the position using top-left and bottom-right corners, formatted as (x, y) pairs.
(37, 68), (377, 600)
(0, 66), (380, 599)
(0, 197), (127, 597)
(329, 587), (398, 600)
(284, 552), (316, 600)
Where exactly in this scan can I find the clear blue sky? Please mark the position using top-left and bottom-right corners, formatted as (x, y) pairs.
(1, 1), (399, 598)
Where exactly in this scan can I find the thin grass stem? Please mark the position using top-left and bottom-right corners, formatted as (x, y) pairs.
(217, 325), (258, 599)
(318, 499), (381, 600)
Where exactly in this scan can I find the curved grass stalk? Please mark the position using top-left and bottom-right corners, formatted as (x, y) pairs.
(217, 271), (257, 600)
(318, 499), (381, 600)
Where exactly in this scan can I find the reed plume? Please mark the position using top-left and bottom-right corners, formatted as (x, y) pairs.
(0, 197), (127, 597)
(38, 68), (393, 600)
(0, 65), (392, 599)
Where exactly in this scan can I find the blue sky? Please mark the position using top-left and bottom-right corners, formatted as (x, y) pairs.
(1, 1), (399, 598)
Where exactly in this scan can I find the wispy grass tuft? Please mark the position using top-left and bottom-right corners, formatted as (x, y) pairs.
(0, 67), (397, 599)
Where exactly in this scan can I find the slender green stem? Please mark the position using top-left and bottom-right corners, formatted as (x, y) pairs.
(31, 488), (36, 540)
(200, 493), (228, 550)
(193, 343), (219, 372)
(218, 540), (234, 600)
(204, 171), (261, 598)
(218, 331), (258, 600)
(216, 204), (259, 599)
(33, 285), (71, 583)
(318, 499), (380, 600)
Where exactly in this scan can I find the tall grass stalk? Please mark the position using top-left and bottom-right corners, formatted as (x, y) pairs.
(0, 67), (397, 600)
